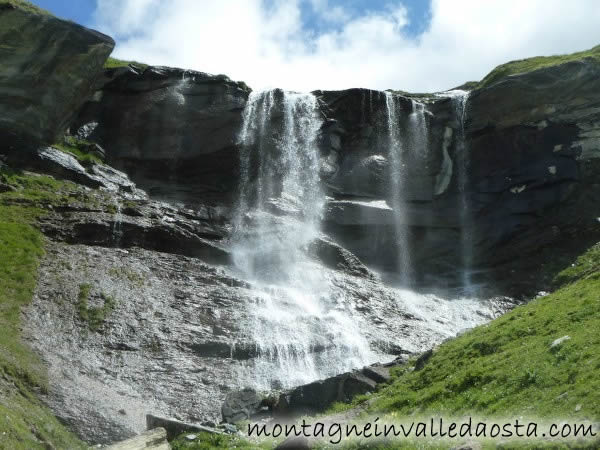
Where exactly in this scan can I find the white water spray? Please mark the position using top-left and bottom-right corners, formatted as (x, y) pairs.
(112, 198), (123, 247)
(384, 94), (430, 285)
(444, 90), (473, 293)
(384, 92), (412, 284)
(232, 90), (376, 389)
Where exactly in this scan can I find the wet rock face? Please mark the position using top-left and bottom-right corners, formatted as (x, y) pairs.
(72, 66), (250, 205)
(0, 5), (114, 151)
(314, 89), (447, 202)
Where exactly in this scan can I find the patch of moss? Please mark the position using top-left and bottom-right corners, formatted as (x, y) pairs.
(77, 284), (116, 332)
(54, 135), (104, 166)
(450, 81), (479, 91)
(386, 89), (437, 99)
(237, 80), (252, 92)
(0, 182), (84, 448)
(109, 266), (145, 287)
(1, 166), (98, 208)
(0, 0), (52, 16)
(104, 56), (149, 70)
(477, 44), (600, 89)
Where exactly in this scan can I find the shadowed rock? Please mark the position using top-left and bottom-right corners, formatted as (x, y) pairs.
(0, 5), (114, 151)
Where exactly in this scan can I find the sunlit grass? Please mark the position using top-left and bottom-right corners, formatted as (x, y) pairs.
(0, 170), (85, 449)
(478, 44), (600, 88)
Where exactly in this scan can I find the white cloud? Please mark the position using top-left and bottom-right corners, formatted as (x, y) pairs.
(309, 0), (350, 24)
(92, 0), (600, 92)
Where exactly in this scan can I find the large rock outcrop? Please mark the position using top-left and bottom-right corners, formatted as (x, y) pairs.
(0, 4), (114, 150)
(72, 66), (250, 204)
(464, 59), (600, 293)
(312, 61), (600, 294)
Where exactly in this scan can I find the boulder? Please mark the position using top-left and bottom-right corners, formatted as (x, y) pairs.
(0, 4), (114, 150)
(106, 427), (170, 450)
(276, 436), (311, 449)
(550, 335), (571, 349)
(146, 415), (220, 441)
(361, 364), (392, 384)
(309, 236), (375, 279)
(273, 361), (408, 417)
(221, 388), (263, 423)
(7, 146), (146, 193)
(414, 349), (433, 371)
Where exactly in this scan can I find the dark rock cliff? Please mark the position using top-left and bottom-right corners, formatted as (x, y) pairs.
(72, 66), (250, 204)
(466, 59), (600, 292)
(66, 61), (600, 295)
(0, 3), (114, 151)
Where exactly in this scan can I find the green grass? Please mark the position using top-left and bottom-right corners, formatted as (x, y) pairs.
(77, 283), (116, 332)
(0, 0), (52, 16)
(54, 135), (104, 166)
(0, 172), (85, 448)
(104, 56), (149, 70)
(0, 166), (97, 208)
(477, 44), (600, 88)
(171, 431), (272, 449)
(368, 272), (600, 418)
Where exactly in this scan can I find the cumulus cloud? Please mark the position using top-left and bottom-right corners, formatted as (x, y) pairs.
(92, 0), (600, 92)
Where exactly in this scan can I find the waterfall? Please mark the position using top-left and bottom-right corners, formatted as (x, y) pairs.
(112, 198), (123, 247)
(232, 90), (375, 389)
(446, 90), (473, 293)
(408, 100), (429, 167)
(384, 92), (411, 285)
(384, 94), (429, 286)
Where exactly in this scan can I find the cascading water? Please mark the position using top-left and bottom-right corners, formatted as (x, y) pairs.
(384, 94), (429, 286)
(384, 92), (412, 285)
(232, 90), (376, 389)
(112, 198), (123, 247)
(446, 90), (473, 293)
(408, 100), (429, 166)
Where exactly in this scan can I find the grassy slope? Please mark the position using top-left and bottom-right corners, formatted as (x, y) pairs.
(0, 169), (86, 449)
(477, 44), (600, 89)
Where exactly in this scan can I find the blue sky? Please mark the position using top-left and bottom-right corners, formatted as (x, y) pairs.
(34, 0), (96, 25)
(29, 0), (600, 92)
(33, 0), (432, 37)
